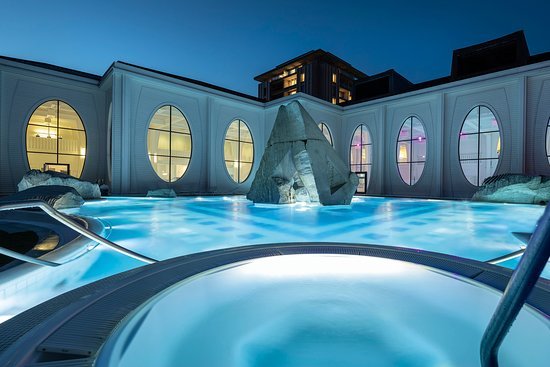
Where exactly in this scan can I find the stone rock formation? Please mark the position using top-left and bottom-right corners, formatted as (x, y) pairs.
(247, 101), (358, 205)
(18, 170), (101, 200)
(146, 188), (177, 198)
(472, 174), (550, 204)
(1, 185), (84, 209)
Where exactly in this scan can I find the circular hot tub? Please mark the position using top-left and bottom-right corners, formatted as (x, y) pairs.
(97, 254), (549, 367)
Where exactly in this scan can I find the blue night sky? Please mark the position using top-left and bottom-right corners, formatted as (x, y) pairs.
(1, 0), (549, 96)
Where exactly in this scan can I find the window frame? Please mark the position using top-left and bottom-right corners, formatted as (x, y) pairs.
(349, 124), (373, 192)
(147, 105), (193, 183)
(25, 99), (87, 178)
(395, 116), (427, 186)
(318, 122), (333, 146)
(223, 119), (254, 184)
(458, 105), (501, 186)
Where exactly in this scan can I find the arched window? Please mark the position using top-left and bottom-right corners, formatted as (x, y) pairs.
(350, 125), (372, 193)
(459, 106), (501, 186)
(318, 122), (333, 146)
(26, 100), (86, 178)
(396, 116), (426, 185)
(546, 117), (550, 164)
(224, 119), (254, 183)
(147, 105), (192, 182)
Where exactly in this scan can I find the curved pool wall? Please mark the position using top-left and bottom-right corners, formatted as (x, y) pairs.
(0, 243), (548, 367)
(1, 195), (547, 322)
(98, 255), (549, 367)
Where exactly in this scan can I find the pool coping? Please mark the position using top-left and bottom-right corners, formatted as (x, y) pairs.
(0, 242), (548, 366)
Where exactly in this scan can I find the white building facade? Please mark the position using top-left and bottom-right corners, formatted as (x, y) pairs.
(1, 56), (550, 199)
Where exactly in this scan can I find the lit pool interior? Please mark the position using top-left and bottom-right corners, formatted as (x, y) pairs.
(97, 254), (549, 367)
(0, 195), (548, 322)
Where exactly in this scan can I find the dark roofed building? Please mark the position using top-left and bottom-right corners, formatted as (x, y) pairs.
(451, 31), (530, 80)
(254, 49), (367, 104)
(353, 69), (413, 103)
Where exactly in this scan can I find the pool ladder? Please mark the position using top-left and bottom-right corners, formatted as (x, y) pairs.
(480, 204), (550, 367)
(0, 200), (157, 265)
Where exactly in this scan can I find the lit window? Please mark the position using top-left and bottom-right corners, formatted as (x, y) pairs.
(224, 119), (254, 183)
(26, 100), (86, 177)
(300, 73), (305, 82)
(318, 122), (333, 146)
(396, 117), (427, 185)
(350, 125), (372, 192)
(332, 73), (337, 83)
(147, 105), (192, 182)
(284, 75), (297, 88)
(331, 98), (337, 104)
(546, 118), (550, 165)
(459, 106), (501, 186)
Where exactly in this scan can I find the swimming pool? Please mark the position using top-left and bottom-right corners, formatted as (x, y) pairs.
(0, 195), (547, 322)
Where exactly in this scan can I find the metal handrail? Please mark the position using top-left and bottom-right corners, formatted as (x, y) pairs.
(0, 246), (60, 267)
(480, 204), (550, 367)
(486, 247), (526, 265)
(0, 200), (157, 265)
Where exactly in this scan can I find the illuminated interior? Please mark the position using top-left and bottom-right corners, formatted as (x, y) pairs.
(26, 100), (86, 177)
(396, 116), (427, 185)
(350, 124), (372, 192)
(147, 105), (192, 182)
(338, 87), (352, 103)
(459, 106), (501, 186)
(224, 119), (254, 183)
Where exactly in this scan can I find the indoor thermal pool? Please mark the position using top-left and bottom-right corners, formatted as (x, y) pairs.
(0, 195), (548, 322)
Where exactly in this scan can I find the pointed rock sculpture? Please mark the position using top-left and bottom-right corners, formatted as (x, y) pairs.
(247, 101), (358, 205)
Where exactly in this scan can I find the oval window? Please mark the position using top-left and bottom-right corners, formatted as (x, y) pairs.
(147, 105), (192, 182)
(459, 106), (501, 186)
(396, 116), (427, 185)
(318, 122), (333, 146)
(224, 119), (254, 183)
(350, 125), (372, 192)
(26, 100), (86, 177)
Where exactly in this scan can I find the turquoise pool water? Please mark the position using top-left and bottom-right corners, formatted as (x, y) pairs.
(98, 255), (549, 367)
(0, 195), (547, 322)
(70, 195), (547, 282)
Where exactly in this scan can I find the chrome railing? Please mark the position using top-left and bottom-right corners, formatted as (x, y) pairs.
(0, 200), (157, 265)
(480, 204), (550, 367)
